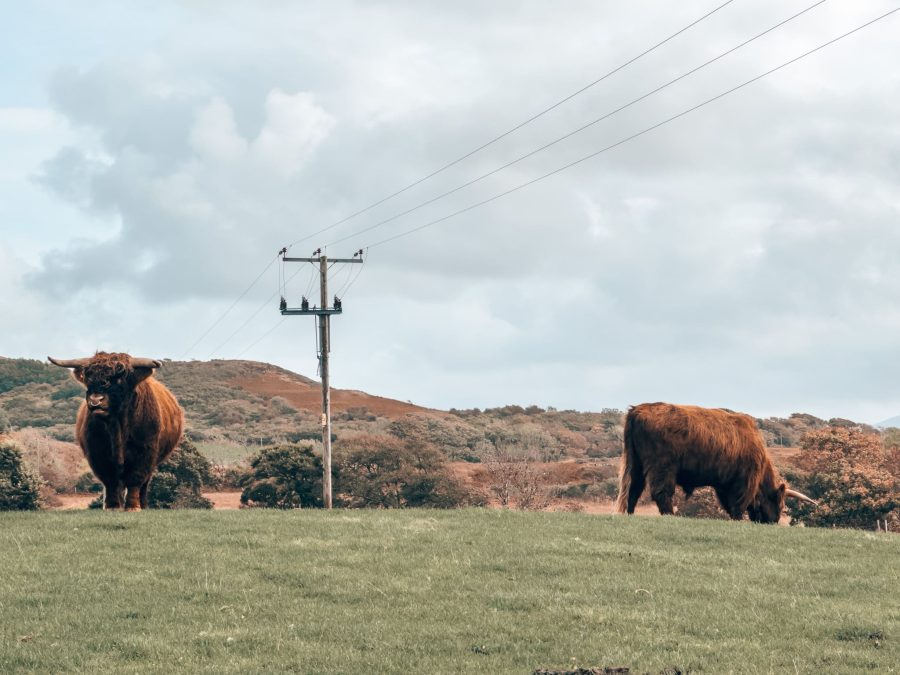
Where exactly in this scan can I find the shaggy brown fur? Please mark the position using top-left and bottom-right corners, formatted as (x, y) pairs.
(617, 402), (785, 523)
(49, 352), (184, 511)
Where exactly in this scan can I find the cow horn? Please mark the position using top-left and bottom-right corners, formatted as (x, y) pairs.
(130, 358), (162, 369)
(785, 488), (818, 505)
(48, 357), (91, 368)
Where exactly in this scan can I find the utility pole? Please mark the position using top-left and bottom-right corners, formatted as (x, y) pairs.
(280, 248), (363, 509)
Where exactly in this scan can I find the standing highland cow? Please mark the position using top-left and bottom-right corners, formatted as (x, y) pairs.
(49, 352), (184, 511)
(617, 402), (815, 523)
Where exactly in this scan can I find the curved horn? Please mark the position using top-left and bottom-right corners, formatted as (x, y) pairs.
(48, 357), (91, 368)
(130, 358), (162, 369)
(785, 488), (818, 506)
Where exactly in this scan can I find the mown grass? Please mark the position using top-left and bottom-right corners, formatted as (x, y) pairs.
(0, 510), (897, 674)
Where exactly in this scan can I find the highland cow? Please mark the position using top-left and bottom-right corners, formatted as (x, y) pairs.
(617, 402), (815, 523)
(49, 352), (184, 511)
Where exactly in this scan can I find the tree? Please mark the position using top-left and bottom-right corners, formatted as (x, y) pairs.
(480, 441), (551, 510)
(148, 438), (214, 509)
(240, 444), (323, 509)
(336, 434), (473, 508)
(0, 440), (42, 510)
(787, 427), (899, 529)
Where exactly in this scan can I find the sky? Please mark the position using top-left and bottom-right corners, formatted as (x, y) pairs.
(2, 0), (900, 422)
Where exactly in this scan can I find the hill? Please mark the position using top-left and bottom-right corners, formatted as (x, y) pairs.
(0, 356), (882, 507)
(0, 509), (896, 672)
(0, 356), (627, 462)
(877, 414), (900, 428)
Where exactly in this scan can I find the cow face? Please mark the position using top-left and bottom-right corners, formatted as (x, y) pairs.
(748, 482), (786, 524)
(49, 353), (157, 419)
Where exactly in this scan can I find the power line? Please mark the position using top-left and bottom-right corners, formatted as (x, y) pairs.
(337, 250), (368, 298)
(283, 0), (738, 250)
(183, 2), (740, 360)
(326, 0), (828, 248)
(234, 317), (288, 360)
(363, 7), (900, 250)
(180, 253), (279, 359)
(209, 262), (309, 358)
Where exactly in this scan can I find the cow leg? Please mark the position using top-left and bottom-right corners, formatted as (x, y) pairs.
(625, 470), (646, 514)
(103, 481), (124, 510)
(139, 477), (152, 510)
(124, 483), (143, 511)
(714, 487), (745, 520)
(651, 488), (676, 515)
(644, 464), (677, 515)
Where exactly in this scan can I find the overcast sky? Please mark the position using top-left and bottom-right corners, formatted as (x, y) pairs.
(2, 0), (900, 422)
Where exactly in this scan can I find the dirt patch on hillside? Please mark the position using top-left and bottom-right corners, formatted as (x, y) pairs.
(768, 446), (801, 467)
(229, 371), (435, 419)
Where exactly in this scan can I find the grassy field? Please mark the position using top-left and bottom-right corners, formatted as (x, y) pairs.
(0, 510), (897, 674)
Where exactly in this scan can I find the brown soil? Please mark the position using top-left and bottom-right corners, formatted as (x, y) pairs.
(54, 494), (96, 510)
(228, 371), (435, 419)
(205, 491), (242, 509)
(52, 490), (244, 510)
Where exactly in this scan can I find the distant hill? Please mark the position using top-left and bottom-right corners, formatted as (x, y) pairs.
(0, 356), (878, 473)
(877, 415), (900, 428)
(0, 357), (434, 445)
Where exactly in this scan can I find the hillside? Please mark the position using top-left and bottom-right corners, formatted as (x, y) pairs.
(0, 356), (883, 506)
(878, 414), (900, 428)
(0, 356), (627, 460)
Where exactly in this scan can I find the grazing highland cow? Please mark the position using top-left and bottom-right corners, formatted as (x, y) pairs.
(49, 352), (184, 511)
(617, 402), (815, 523)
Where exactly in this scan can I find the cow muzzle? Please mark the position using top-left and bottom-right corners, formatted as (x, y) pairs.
(87, 394), (108, 412)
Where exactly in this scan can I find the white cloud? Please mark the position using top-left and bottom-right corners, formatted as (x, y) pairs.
(2, 0), (900, 421)
(189, 98), (247, 161)
(252, 90), (336, 177)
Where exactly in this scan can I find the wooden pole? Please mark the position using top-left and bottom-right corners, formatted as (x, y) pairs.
(319, 255), (332, 509)
(280, 249), (361, 510)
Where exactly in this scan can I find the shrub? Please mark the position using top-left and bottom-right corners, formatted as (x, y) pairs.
(0, 408), (11, 434)
(240, 444), (323, 509)
(74, 472), (102, 493)
(787, 427), (899, 529)
(480, 442), (552, 510)
(0, 440), (43, 510)
(211, 463), (251, 490)
(336, 434), (473, 508)
(148, 438), (214, 509)
(676, 487), (729, 520)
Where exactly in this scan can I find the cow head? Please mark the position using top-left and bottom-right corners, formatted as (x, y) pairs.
(748, 481), (786, 524)
(748, 481), (818, 524)
(49, 352), (161, 418)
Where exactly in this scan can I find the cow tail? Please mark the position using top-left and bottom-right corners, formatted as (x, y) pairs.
(616, 411), (639, 514)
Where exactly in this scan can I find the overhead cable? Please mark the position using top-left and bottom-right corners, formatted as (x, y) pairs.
(284, 0), (739, 249)
(362, 7), (900, 250)
(327, 0), (828, 248)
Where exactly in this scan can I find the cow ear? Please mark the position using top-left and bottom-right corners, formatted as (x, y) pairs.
(776, 482), (786, 499)
(129, 367), (155, 385)
(72, 368), (86, 384)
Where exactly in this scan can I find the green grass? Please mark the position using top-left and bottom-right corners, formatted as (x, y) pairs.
(0, 510), (897, 674)
(195, 441), (252, 465)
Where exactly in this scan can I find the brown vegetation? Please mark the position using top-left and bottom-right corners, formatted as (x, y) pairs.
(787, 426), (899, 529)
